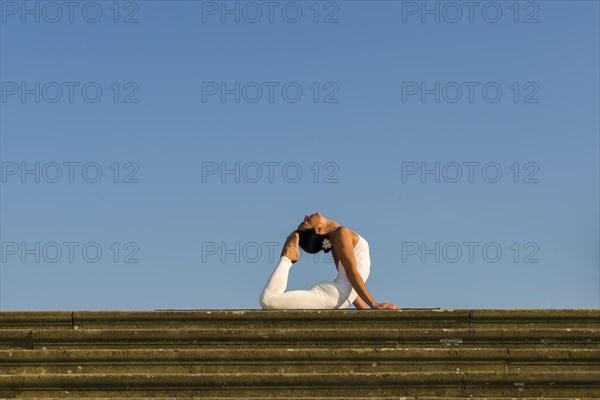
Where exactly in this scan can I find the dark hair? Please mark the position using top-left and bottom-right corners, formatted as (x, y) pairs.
(296, 228), (331, 254)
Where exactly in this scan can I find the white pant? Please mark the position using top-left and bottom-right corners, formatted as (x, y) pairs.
(259, 256), (360, 309)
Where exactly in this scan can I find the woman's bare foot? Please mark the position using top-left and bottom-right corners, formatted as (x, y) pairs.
(281, 231), (301, 263)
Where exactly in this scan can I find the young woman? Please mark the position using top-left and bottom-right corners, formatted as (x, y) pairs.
(259, 212), (400, 310)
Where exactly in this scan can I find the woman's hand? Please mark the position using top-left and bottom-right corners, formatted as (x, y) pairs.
(372, 302), (400, 310)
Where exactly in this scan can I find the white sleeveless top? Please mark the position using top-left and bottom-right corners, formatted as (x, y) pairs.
(333, 233), (371, 287)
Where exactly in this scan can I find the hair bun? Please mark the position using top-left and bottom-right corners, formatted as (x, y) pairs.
(298, 229), (332, 254)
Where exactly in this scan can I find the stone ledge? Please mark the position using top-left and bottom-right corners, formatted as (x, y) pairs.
(0, 309), (598, 326)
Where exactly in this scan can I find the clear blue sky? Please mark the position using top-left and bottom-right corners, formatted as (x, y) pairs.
(1, 0), (598, 310)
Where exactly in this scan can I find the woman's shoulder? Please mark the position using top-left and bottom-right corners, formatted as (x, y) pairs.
(330, 225), (352, 236)
(330, 226), (360, 246)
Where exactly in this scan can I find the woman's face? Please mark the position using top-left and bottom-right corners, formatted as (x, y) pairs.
(297, 212), (325, 232)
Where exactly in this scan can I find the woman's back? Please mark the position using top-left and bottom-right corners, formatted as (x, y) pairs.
(332, 232), (371, 285)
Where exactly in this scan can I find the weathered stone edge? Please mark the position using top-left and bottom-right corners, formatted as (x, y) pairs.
(1, 309), (599, 325)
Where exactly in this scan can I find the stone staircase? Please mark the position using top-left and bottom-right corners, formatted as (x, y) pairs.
(0, 309), (598, 399)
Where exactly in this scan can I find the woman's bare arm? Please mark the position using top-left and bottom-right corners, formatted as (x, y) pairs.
(330, 227), (400, 310)
(352, 295), (370, 310)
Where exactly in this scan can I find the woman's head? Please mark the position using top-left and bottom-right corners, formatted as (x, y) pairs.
(295, 212), (332, 253)
(296, 212), (326, 232)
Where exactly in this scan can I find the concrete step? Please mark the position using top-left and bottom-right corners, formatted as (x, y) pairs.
(1, 309), (599, 328)
(0, 371), (598, 397)
(1, 348), (598, 374)
(2, 328), (598, 349)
